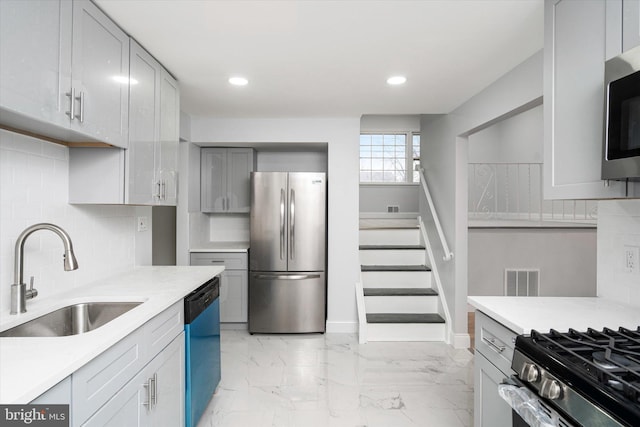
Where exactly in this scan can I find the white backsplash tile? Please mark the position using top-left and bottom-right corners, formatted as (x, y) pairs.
(597, 199), (640, 307)
(210, 214), (250, 242)
(0, 130), (137, 312)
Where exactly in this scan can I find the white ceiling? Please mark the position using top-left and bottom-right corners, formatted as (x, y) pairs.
(95, 0), (544, 118)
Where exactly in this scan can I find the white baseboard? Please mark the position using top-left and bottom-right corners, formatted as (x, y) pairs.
(326, 321), (358, 333)
(221, 322), (248, 331)
(450, 330), (471, 349)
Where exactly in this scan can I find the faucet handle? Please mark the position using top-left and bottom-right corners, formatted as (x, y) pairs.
(25, 276), (38, 300)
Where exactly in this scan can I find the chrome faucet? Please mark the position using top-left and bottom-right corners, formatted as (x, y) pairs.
(11, 223), (79, 314)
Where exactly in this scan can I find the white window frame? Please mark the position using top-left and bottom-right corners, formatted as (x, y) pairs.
(359, 131), (420, 184)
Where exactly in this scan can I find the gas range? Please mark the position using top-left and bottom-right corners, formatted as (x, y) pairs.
(512, 327), (640, 427)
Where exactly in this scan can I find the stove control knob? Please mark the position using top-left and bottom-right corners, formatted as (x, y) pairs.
(520, 363), (540, 383)
(540, 378), (563, 400)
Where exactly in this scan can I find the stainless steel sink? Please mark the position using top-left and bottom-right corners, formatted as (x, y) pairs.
(0, 302), (142, 337)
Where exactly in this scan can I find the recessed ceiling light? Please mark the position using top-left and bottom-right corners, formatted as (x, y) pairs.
(229, 77), (249, 86)
(387, 76), (407, 85)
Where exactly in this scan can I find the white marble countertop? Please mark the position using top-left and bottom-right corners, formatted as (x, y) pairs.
(190, 242), (249, 252)
(468, 296), (640, 334)
(0, 266), (224, 404)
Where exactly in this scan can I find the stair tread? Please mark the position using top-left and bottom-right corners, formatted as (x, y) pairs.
(364, 288), (437, 297)
(367, 313), (445, 324)
(359, 244), (425, 250)
(361, 265), (431, 272)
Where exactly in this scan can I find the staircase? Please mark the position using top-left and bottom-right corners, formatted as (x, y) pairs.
(358, 218), (446, 342)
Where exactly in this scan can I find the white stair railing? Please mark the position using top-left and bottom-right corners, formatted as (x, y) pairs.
(468, 163), (598, 223)
(419, 168), (453, 261)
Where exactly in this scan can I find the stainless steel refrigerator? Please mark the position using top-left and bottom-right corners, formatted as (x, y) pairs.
(249, 172), (326, 333)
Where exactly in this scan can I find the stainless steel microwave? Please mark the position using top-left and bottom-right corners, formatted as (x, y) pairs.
(602, 45), (640, 181)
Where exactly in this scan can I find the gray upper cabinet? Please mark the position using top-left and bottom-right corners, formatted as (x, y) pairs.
(0, 0), (73, 130)
(0, 0), (129, 148)
(623, 0), (640, 51)
(70, 0), (129, 148)
(201, 148), (255, 213)
(126, 40), (179, 205)
(543, 0), (626, 199)
(69, 40), (179, 205)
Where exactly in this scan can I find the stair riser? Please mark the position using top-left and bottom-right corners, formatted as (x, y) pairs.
(366, 323), (446, 342)
(361, 271), (432, 288)
(365, 296), (438, 313)
(359, 229), (420, 246)
(359, 250), (425, 265)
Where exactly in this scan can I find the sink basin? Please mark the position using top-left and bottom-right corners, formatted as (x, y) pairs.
(0, 302), (142, 337)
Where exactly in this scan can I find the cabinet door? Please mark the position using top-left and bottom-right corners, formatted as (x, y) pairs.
(149, 332), (185, 427)
(226, 148), (254, 213)
(544, 0), (626, 199)
(220, 269), (248, 322)
(80, 376), (146, 427)
(201, 148), (227, 212)
(473, 353), (512, 427)
(157, 69), (180, 206)
(624, 0), (640, 50)
(127, 40), (160, 205)
(71, 0), (129, 148)
(0, 0), (72, 128)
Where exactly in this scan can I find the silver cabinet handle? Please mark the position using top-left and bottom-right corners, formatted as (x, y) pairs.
(280, 189), (285, 260)
(66, 88), (75, 120)
(482, 336), (506, 353)
(75, 91), (85, 123)
(290, 188), (295, 260)
(156, 181), (161, 200)
(161, 180), (166, 201)
(143, 377), (152, 410)
(152, 373), (158, 407)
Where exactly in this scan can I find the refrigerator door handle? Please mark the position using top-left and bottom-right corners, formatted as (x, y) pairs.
(252, 273), (321, 280)
(290, 188), (295, 260)
(280, 188), (285, 260)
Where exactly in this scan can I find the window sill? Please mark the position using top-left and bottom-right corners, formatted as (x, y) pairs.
(359, 182), (419, 187)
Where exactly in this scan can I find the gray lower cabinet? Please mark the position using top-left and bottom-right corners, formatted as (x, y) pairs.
(31, 377), (72, 405)
(473, 311), (517, 427)
(81, 332), (184, 427)
(71, 301), (184, 427)
(190, 252), (248, 323)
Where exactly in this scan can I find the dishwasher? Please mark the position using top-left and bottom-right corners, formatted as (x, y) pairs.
(184, 276), (221, 427)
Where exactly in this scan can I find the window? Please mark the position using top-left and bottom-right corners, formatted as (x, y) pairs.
(360, 132), (420, 183)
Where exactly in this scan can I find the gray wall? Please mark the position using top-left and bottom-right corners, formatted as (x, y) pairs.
(256, 150), (327, 172)
(468, 104), (543, 164)
(152, 206), (177, 266)
(419, 50), (543, 345)
(468, 228), (596, 297)
(359, 184), (419, 214)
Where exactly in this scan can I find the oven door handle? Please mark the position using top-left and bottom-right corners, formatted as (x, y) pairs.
(498, 377), (556, 427)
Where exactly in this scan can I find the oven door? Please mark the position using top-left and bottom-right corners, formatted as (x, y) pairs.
(499, 376), (578, 427)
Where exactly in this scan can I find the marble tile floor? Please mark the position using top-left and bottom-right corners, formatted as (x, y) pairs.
(197, 330), (474, 427)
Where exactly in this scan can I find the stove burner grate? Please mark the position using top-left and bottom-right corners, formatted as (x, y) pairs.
(530, 326), (640, 404)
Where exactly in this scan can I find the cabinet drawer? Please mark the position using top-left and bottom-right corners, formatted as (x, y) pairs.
(190, 252), (247, 270)
(475, 311), (517, 376)
(72, 327), (145, 425)
(144, 301), (184, 358)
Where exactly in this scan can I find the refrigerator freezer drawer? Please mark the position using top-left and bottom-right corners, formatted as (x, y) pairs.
(249, 272), (326, 333)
